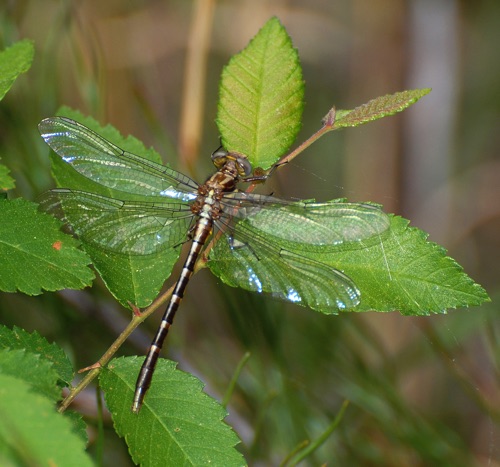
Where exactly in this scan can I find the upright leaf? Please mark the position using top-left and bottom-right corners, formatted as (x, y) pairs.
(217, 17), (304, 169)
(100, 357), (245, 467)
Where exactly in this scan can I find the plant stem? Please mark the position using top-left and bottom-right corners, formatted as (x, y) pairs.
(57, 283), (176, 413)
(285, 399), (349, 466)
(275, 107), (336, 168)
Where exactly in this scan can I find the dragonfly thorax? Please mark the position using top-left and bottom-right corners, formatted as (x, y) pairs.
(206, 158), (244, 191)
(190, 157), (244, 220)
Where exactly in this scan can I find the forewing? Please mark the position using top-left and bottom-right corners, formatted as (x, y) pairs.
(38, 117), (198, 198)
(209, 221), (361, 312)
(39, 189), (193, 255)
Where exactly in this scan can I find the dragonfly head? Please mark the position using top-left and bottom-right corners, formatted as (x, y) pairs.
(211, 148), (252, 177)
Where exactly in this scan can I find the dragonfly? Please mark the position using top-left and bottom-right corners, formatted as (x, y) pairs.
(38, 116), (390, 413)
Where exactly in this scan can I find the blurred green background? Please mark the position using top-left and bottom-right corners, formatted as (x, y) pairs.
(0, 1), (498, 465)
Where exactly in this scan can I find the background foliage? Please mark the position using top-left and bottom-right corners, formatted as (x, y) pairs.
(0, 1), (498, 465)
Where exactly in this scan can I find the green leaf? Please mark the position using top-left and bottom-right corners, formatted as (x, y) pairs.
(209, 203), (489, 315)
(0, 348), (61, 401)
(333, 88), (431, 129)
(100, 357), (245, 467)
(83, 244), (177, 308)
(64, 411), (89, 443)
(0, 373), (93, 467)
(217, 17), (304, 169)
(0, 198), (94, 295)
(0, 325), (74, 387)
(0, 39), (34, 101)
(0, 162), (15, 191)
(345, 215), (490, 313)
(45, 107), (181, 308)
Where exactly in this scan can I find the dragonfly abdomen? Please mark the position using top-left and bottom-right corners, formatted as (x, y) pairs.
(132, 215), (214, 412)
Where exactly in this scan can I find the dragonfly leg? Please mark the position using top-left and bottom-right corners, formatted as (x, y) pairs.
(242, 160), (288, 183)
(227, 234), (261, 261)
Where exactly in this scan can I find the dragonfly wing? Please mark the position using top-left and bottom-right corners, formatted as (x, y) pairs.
(222, 197), (389, 247)
(210, 221), (360, 312)
(38, 117), (199, 199)
(40, 189), (193, 255)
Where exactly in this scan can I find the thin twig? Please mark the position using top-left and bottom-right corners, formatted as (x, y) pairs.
(275, 108), (337, 168)
(58, 283), (175, 413)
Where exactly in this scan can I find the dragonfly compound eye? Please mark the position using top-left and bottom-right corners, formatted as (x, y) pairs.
(236, 156), (252, 176)
(211, 149), (229, 168)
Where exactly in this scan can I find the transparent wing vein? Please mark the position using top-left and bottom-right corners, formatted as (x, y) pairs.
(38, 117), (199, 198)
(220, 196), (390, 247)
(210, 218), (361, 312)
(39, 189), (193, 255)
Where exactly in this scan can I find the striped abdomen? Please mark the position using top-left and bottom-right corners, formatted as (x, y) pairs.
(132, 215), (213, 413)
